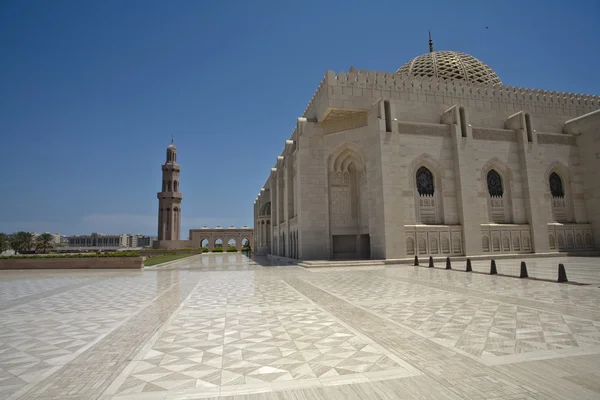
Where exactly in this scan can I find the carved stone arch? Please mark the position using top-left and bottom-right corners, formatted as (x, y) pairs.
(328, 142), (366, 173)
(480, 157), (513, 192)
(406, 237), (415, 255)
(407, 153), (444, 189)
(259, 202), (271, 216)
(408, 153), (445, 224)
(544, 161), (571, 192)
(549, 233), (555, 249)
(482, 235), (490, 251)
(480, 157), (513, 223)
(545, 161), (574, 222)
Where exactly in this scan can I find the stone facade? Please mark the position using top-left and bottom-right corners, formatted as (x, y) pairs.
(253, 50), (600, 261)
(189, 227), (254, 250)
(157, 142), (182, 241)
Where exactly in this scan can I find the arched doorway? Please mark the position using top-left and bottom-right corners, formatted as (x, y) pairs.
(227, 238), (237, 250)
(201, 238), (209, 249)
(214, 238), (223, 249)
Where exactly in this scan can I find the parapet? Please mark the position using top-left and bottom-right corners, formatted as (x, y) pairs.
(303, 68), (600, 119)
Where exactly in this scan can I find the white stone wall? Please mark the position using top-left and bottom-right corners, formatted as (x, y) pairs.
(254, 67), (599, 260)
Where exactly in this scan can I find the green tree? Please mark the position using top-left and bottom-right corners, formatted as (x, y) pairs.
(35, 233), (55, 254)
(0, 233), (9, 253)
(10, 232), (35, 254)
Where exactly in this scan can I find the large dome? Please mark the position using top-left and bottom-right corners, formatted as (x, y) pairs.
(396, 51), (501, 85)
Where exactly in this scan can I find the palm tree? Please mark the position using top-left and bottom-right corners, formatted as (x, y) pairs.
(10, 232), (35, 254)
(0, 233), (9, 253)
(36, 233), (55, 254)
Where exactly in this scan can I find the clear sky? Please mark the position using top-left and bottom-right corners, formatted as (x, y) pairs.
(1, 0), (599, 236)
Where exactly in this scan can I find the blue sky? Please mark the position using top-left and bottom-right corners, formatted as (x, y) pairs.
(1, 0), (599, 236)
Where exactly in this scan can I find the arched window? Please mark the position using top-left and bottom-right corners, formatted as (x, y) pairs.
(549, 172), (567, 222)
(549, 172), (564, 197)
(487, 170), (503, 197)
(487, 169), (505, 223)
(415, 166), (437, 224)
(416, 167), (434, 195)
(174, 180), (178, 192)
(162, 180), (166, 192)
(167, 180), (172, 192)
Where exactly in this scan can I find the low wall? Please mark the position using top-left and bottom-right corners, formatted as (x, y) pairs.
(152, 240), (194, 250)
(0, 257), (144, 270)
(141, 249), (203, 257)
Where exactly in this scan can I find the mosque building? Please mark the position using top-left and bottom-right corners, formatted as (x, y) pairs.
(253, 38), (600, 261)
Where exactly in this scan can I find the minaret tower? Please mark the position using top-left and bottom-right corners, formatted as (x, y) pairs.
(157, 139), (182, 241)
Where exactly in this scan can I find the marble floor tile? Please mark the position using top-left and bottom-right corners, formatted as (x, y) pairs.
(1, 254), (599, 399)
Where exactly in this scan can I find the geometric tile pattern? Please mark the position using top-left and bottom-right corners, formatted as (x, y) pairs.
(0, 314), (123, 396)
(0, 276), (90, 303)
(116, 305), (410, 395)
(365, 298), (600, 358)
(184, 278), (311, 311)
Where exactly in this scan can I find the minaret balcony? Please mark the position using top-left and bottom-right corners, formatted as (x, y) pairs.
(157, 192), (183, 200)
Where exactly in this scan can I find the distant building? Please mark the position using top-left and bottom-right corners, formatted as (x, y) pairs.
(134, 235), (157, 248)
(69, 233), (128, 247)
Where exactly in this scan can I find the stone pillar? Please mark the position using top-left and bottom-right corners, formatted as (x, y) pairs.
(508, 111), (551, 253)
(365, 101), (406, 259)
(443, 105), (482, 255)
(566, 110), (600, 249)
(296, 118), (330, 260)
(270, 172), (278, 255)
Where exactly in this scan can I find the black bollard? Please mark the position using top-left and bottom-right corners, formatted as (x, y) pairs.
(429, 256), (434, 268)
(466, 258), (472, 272)
(446, 257), (451, 270)
(519, 261), (529, 278)
(490, 259), (497, 275)
(557, 263), (568, 283)
(414, 255), (419, 266)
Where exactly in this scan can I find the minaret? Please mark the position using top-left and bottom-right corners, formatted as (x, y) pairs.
(157, 140), (182, 241)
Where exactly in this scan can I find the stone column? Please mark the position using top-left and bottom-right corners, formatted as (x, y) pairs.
(443, 105), (482, 255)
(365, 102), (406, 259)
(296, 118), (330, 260)
(508, 111), (551, 253)
(270, 172), (278, 255)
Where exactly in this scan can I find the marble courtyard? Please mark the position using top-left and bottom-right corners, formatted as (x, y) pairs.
(1, 254), (600, 399)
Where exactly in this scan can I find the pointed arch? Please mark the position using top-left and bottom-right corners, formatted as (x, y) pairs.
(545, 161), (573, 222)
(407, 153), (444, 189)
(328, 142), (370, 260)
(408, 153), (444, 224)
(481, 157), (513, 223)
(259, 202), (271, 216)
(328, 142), (366, 173)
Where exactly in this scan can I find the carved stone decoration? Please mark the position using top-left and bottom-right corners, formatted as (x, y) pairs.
(482, 235), (490, 252)
(537, 133), (576, 146)
(406, 237), (415, 255)
(472, 128), (517, 142)
(442, 236), (450, 253)
(452, 234), (461, 253)
(398, 122), (451, 137)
